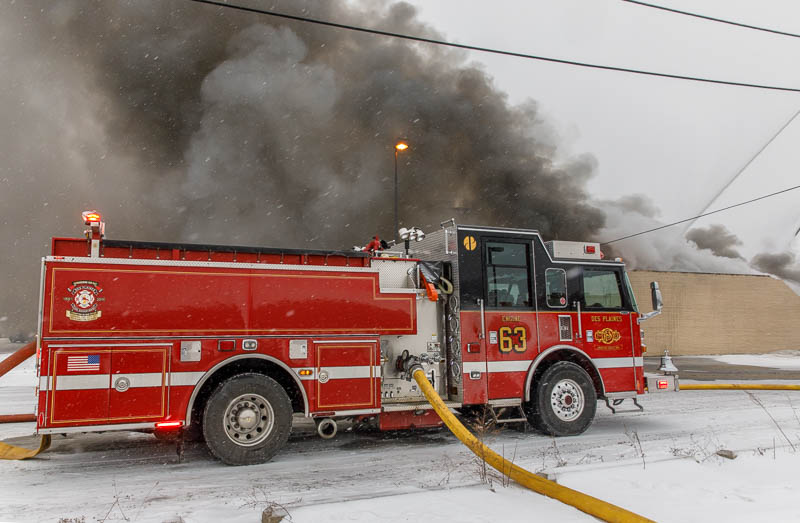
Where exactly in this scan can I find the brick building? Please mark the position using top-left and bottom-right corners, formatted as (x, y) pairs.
(628, 271), (800, 356)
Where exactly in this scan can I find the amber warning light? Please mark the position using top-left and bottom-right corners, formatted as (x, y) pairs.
(82, 210), (102, 224)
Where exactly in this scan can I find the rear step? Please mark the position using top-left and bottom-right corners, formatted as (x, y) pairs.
(489, 405), (527, 425)
(603, 396), (644, 414)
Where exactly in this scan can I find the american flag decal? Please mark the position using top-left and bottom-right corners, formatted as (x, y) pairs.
(67, 355), (100, 372)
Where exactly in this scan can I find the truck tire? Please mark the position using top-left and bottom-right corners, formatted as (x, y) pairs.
(526, 362), (596, 436)
(203, 373), (292, 465)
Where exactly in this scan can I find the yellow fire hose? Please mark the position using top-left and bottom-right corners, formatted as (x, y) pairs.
(0, 434), (50, 460)
(0, 341), (50, 460)
(680, 384), (800, 391)
(411, 368), (654, 523)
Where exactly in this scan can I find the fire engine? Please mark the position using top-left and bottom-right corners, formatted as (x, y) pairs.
(32, 212), (674, 465)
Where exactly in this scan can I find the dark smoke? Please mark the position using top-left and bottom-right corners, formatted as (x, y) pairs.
(685, 224), (744, 260)
(0, 1), (604, 336)
(751, 252), (800, 285)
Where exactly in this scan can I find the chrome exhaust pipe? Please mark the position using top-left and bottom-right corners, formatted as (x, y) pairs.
(316, 418), (338, 439)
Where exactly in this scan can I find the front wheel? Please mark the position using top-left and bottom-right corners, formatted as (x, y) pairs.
(526, 361), (596, 436)
(203, 373), (292, 465)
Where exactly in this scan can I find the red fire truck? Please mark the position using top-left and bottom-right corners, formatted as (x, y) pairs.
(33, 212), (673, 465)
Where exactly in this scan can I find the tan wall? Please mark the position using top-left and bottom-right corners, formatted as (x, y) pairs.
(628, 271), (800, 356)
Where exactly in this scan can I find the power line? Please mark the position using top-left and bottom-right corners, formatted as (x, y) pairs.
(602, 184), (800, 245)
(622, 0), (800, 39)
(189, 0), (800, 93)
(685, 108), (800, 232)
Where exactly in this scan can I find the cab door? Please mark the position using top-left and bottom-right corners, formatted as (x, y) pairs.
(579, 267), (637, 392)
(457, 230), (539, 404)
(481, 238), (538, 400)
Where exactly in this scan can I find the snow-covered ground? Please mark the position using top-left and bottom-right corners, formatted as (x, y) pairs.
(710, 350), (800, 371)
(2, 351), (800, 522)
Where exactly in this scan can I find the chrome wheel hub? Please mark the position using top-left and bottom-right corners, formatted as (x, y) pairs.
(550, 378), (584, 422)
(223, 393), (274, 447)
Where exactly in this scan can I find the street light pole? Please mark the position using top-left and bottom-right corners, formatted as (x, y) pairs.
(393, 141), (408, 241)
(394, 149), (398, 241)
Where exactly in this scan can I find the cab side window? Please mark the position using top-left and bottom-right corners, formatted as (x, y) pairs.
(545, 268), (567, 308)
(583, 269), (623, 309)
(485, 241), (531, 307)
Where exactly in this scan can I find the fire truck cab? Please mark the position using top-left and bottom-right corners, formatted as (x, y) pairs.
(34, 214), (669, 465)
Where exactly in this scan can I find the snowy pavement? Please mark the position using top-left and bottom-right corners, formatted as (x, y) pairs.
(2, 349), (800, 522)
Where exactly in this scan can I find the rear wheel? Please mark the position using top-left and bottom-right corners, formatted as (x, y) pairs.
(203, 373), (292, 465)
(526, 362), (596, 436)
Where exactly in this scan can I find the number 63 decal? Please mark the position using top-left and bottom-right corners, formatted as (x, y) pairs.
(499, 326), (527, 353)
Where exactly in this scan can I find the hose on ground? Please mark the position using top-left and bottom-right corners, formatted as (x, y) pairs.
(680, 384), (800, 391)
(411, 368), (654, 523)
(0, 434), (50, 460)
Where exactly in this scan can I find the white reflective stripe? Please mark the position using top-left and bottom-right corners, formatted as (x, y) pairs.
(462, 362), (485, 374)
(463, 361), (529, 374)
(54, 374), (110, 391)
(41, 364), (387, 391)
(115, 373), (164, 388)
(40, 371), (203, 391)
(319, 365), (380, 380)
(170, 371), (205, 387)
(462, 357), (644, 375)
(487, 360), (531, 373)
(594, 357), (644, 369)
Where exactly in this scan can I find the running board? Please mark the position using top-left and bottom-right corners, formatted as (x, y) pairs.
(603, 397), (644, 414)
(489, 405), (528, 425)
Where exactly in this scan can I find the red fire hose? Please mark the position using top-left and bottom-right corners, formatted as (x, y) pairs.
(0, 341), (36, 424)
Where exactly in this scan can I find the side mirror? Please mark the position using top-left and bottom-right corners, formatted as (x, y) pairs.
(651, 281), (663, 312)
(639, 281), (663, 322)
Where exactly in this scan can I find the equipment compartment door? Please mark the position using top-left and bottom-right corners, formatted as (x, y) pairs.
(314, 340), (379, 410)
(109, 346), (169, 421)
(49, 348), (111, 425)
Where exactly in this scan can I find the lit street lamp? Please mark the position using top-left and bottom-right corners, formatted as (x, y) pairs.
(394, 140), (409, 240)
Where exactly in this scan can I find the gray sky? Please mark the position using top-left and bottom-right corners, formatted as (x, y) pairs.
(1, 0), (799, 336)
(404, 0), (800, 257)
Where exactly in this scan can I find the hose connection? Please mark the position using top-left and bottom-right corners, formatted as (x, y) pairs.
(394, 350), (432, 381)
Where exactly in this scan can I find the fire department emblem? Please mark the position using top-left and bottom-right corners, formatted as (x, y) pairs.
(64, 280), (104, 322)
(596, 328), (621, 345)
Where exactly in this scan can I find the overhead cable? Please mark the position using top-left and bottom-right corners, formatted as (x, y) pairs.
(189, 0), (800, 93)
(685, 108), (800, 232)
(602, 184), (800, 244)
(623, 0), (800, 40)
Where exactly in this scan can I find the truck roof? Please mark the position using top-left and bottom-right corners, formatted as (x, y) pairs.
(51, 237), (370, 266)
